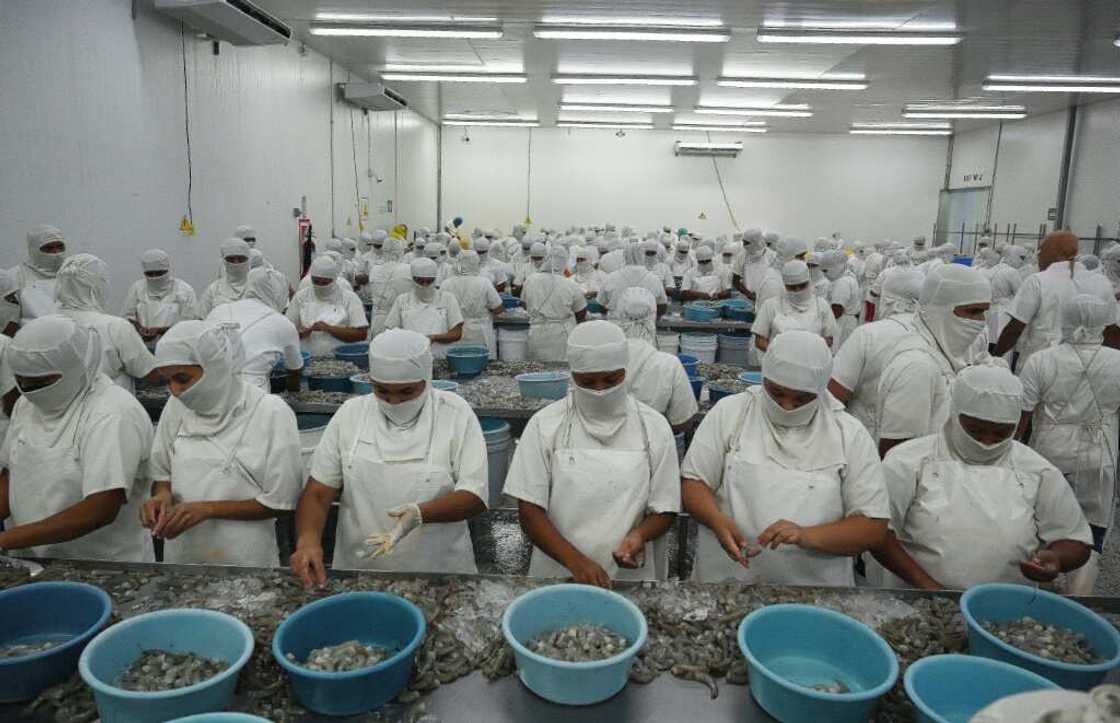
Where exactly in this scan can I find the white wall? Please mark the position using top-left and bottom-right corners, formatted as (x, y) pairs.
(0, 0), (438, 309)
(988, 109), (1068, 233)
(441, 127), (946, 242)
(1067, 98), (1120, 240)
(948, 126), (999, 190)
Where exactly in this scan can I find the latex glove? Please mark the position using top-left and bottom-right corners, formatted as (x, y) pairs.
(612, 530), (646, 569)
(1020, 548), (1062, 583)
(361, 504), (423, 559)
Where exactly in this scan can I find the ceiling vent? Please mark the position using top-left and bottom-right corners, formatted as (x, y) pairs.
(154, 0), (291, 45)
(674, 141), (743, 158)
(342, 83), (409, 111)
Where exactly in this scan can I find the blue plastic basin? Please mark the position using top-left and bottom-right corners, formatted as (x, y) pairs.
(307, 375), (353, 393)
(739, 371), (763, 386)
(687, 375), (704, 400)
(952, 256), (974, 266)
(333, 343), (370, 371)
(350, 374), (372, 395)
(708, 384), (738, 405)
(737, 604), (898, 723)
(447, 345), (491, 377)
(961, 583), (1120, 689)
(585, 300), (606, 315)
(432, 379), (460, 393)
(515, 371), (569, 400)
(273, 592), (426, 716)
(500, 294), (522, 309)
(170, 716), (272, 723)
(79, 609), (254, 723)
(904, 654), (1058, 723)
(683, 303), (720, 322)
(0, 582), (113, 703)
(273, 350), (311, 372)
(502, 584), (647, 706)
(677, 354), (699, 377)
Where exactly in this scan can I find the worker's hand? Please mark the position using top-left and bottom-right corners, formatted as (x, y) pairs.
(716, 289), (732, 300)
(759, 519), (807, 550)
(1020, 549), (1062, 583)
(713, 515), (760, 568)
(567, 555), (612, 589)
(309, 321), (329, 333)
(291, 545), (328, 589)
(612, 529), (646, 569)
(298, 326), (312, 339)
(140, 490), (173, 530)
(361, 503), (423, 559)
(152, 501), (212, 540)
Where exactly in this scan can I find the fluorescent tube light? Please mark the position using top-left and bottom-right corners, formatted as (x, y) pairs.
(672, 125), (767, 133)
(695, 107), (813, 118)
(552, 74), (698, 86)
(309, 24), (503, 39)
(983, 75), (1120, 93)
(676, 142), (744, 150)
(381, 73), (526, 83)
(905, 104), (1024, 112)
(442, 120), (539, 127)
(559, 103), (673, 113)
(904, 111), (1026, 119)
(757, 26), (960, 45)
(557, 121), (654, 130)
(851, 122), (953, 130)
(541, 16), (724, 27)
(534, 25), (730, 42)
(850, 128), (952, 136)
(716, 76), (868, 90)
(443, 113), (536, 121)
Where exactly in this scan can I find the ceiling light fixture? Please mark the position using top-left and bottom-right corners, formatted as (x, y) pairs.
(557, 121), (654, 130)
(983, 74), (1120, 93)
(443, 113), (536, 121)
(534, 25), (730, 42)
(380, 72), (526, 83)
(1115, 33), (1120, 48)
(442, 120), (540, 127)
(541, 16), (724, 27)
(309, 23), (503, 39)
(695, 106), (813, 118)
(903, 111), (1025, 119)
(315, 13), (498, 23)
(903, 103), (1026, 119)
(906, 103), (1025, 112)
(559, 103), (674, 113)
(716, 76), (868, 90)
(851, 122), (952, 130)
(756, 26), (961, 45)
(552, 74), (699, 86)
(672, 124), (767, 133)
(676, 141), (744, 150)
(850, 128), (952, 136)
(380, 64), (523, 74)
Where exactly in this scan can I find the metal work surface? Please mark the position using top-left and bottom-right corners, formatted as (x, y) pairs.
(494, 314), (752, 334)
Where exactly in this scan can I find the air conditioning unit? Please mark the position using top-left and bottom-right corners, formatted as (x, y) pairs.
(342, 83), (409, 111)
(154, 0), (291, 46)
(674, 141), (743, 158)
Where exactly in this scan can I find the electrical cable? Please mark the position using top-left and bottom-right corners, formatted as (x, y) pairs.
(349, 105), (360, 230)
(179, 22), (193, 224)
(708, 131), (739, 231)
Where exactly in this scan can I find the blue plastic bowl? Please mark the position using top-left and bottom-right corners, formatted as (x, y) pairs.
(952, 256), (974, 266)
(273, 592), (426, 716)
(307, 374), (353, 393)
(739, 371), (763, 386)
(333, 343), (370, 371)
(273, 350), (311, 371)
(500, 294), (522, 309)
(683, 303), (720, 322)
(677, 353), (700, 377)
(719, 298), (754, 319)
(515, 371), (569, 400)
(708, 384), (738, 405)
(79, 609), (254, 723)
(904, 654), (1058, 723)
(687, 375), (704, 400)
(447, 345), (491, 377)
(170, 716), (272, 723)
(738, 604), (898, 723)
(586, 300), (606, 315)
(961, 583), (1120, 689)
(432, 379), (460, 393)
(350, 374), (372, 395)
(0, 582), (113, 703)
(502, 584), (647, 706)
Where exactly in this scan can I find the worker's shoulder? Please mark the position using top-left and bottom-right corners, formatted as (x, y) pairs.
(85, 377), (150, 425)
(882, 434), (938, 468)
(632, 397), (674, 436)
(432, 388), (474, 418)
(1007, 440), (1059, 475)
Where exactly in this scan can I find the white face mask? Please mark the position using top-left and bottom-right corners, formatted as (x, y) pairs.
(744, 241), (764, 258)
(823, 266), (844, 282)
(925, 309), (986, 368)
(414, 280), (436, 302)
(644, 255), (658, 270)
(225, 259), (250, 283)
(377, 388), (428, 426)
(698, 262), (714, 275)
(18, 374), (81, 416)
(722, 254), (735, 265)
(948, 416), (1012, 464)
(572, 381), (629, 439)
(312, 281), (334, 301)
(786, 286), (813, 305)
(146, 272), (173, 295)
(676, 250), (689, 260)
(177, 369), (228, 416)
(531, 258), (544, 270)
(761, 387), (819, 428)
(576, 260), (591, 273)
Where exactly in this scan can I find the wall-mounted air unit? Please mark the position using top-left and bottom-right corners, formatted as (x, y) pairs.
(342, 83), (409, 111)
(674, 141), (743, 158)
(154, 0), (291, 45)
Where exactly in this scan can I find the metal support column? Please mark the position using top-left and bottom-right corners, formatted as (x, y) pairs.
(1054, 106), (1079, 229)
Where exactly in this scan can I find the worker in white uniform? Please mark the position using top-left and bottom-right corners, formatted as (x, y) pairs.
(207, 268), (303, 393)
(0, 271), (21, 450)
(0, 316), (153, 562)
(680, 248), (731, 302)
(56, 254), (158, 394)
(757, 237), (809, 312)
(513, 242), (547, 294)
(646, 241), (675, 294)
(121, 250), (199, 344)
(861, 241), (888, 320)
(287, 255), (368, 357)
(291, 329), (487, 584)
(610, 288), (698, 434)
(366, 236), (414, 338)
(872, 365), (1092, 590)
(505, 321), (680, 587)
(384, 258), (464, 359)
(440, 251), (502, 358)
(716, 242), (739, 291)
(732, 230), (772, 302)
(1102, 245), (1120, 300)
(12, 225), (68, 323)
(1019, 293), (1120, 594)
(522, 246), (588, 362)
(822, 250), (861, 348)
(668, 240), (695, 288)
(235, 225), (272, 269)
(597, 244), (670, 315)
(877, 264), (992, 457)
(987, 245), (1027, 361)
(473, 238), (509, 293)
(752, 260), (838, 355)
(571, 246), (605, 298)
(807, 253), (831, 300)
(682, 331), (889, 584)
(996, 231), (1120, 368)
(198, 238), (252, 317)
(141, 321), (302, 566)
(829, 269), (923, 439)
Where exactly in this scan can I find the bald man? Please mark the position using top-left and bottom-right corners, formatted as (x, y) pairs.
(995, 231), (1120, 367)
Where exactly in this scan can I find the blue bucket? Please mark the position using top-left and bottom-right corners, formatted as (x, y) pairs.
(738, 604), (898, 723)
(500, 294), (522, 309)
(687, 375), (704, 400)
(170, 716), (272, 723)
(273, 592), (426, 716)
(307, 375), (352, 393)
(952, 255), (974, 266)
(273, 350), (311, 371)
(432, 379), (460, 393)
(79, 609), (254, 723)
(904, 654), (1058, 723)
(677, 353), (699, 377)
(447, 345), (491, 377)
(333, 343), (370, 371)
(0, 582), (113, 702)
(502, 584), (647, 706)
(515, 371), (569, 400)
(683, 303), (720, 322)
(739, 371), (763, 386)
(961, 583), (1120, 689)
(350, 374), (372, 395)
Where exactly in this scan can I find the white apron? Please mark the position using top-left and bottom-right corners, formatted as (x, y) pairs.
(527, 319), (575, 362)
(8, 404), (151, 562)
(137, 296), (181, 329)
(332, 395), (476, 573)
(162, 395), (279, 567)
(462, 314), (497, 359)
(690, 275), (722, 296)
(402, 301), (452, 359)
(693, 398), (852, 585)
(529, 404), (657, 582)
(299, 299), (349, 357)
(889, 440), (1041, 589)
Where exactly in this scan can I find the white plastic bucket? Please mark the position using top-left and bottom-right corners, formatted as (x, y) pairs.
(679, 333), (718, 364)
(656, 333), (680, 354)
(717, 334), (752, 367)
(498, 328), (529, 362)
(481, 418), (512, 508)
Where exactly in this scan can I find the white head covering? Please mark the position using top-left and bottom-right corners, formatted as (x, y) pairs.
(918, 264), (992, 371)
(141, 249), (171, 273)
(695, 247), (715, 266)
(1001, 245), (1027, 269)
(1079, 254), (1101, 272)
(458, 250), (481, 276)
(359, 230), (374, 251)
(139, 249), (174, 297)
(474, 238), (491, 254)
(763, 330), (831, 394)
(913, 235), (928, 250)
(246, 267), (289, 312)
(946, 365), (1021, 464)
(879, 268), (924, 318)
(776, 238), (809, 266)
(221, 237), (251, 286)
(566, 320), (631, 441)
(382, 236), (403, 262)
(546, 245), (568, 274)
(818, 250), (847, 281)
(234, 225), (256, 245)
(368, 328), (432, 384)
(341, 238), (358, 260)
(1061, 292), (1113, 345)
(155, 320), (247, 435)
(25, 225), (68, 277)
(610, 287), (657, 344)
(423, 242), (443, 260)
(529, 242), (547, 261)
(56, 253), (108, 312)
(410, 257), (438, 280)
(248, 249), (264, 269)
(9, 316), (102, 420)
